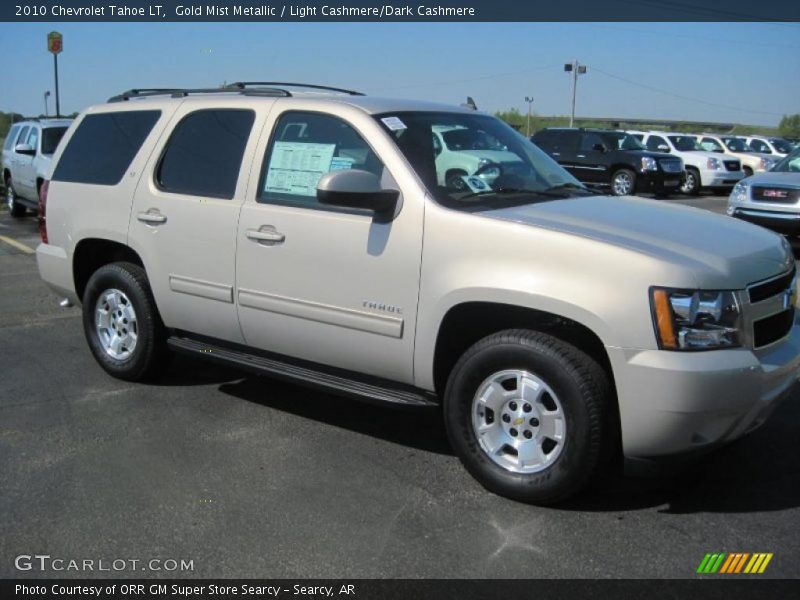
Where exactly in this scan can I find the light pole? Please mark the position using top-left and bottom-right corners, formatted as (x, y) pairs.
(524, 96), (534, 137)
(564, 60), (587, 127)
(44, 91), (51, 117)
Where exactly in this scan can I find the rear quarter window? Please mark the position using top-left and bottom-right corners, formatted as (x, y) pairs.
(52, 111), (161, 185)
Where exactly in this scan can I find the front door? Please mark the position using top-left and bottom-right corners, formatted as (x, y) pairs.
(235, 106), (424, 384)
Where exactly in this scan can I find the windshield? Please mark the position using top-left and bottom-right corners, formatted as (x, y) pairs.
(771, 147), (800, 173)
(41, 126), (68, 154)
(722, 137), (752, 152)
(770, 138), (793, 154)
(376, 112), (591, 210)
(668, 135), (702, 151)
(600, 131), (645, 150)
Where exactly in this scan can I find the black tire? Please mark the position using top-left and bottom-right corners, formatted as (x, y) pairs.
(445, 169), (468, 191)
(680, 168), (701, 196)
(82, 262), (169, 381)
(610, 168), (636, 196)
(444, 329), (612, 505)
(5, 178), (26, 218)
(743, 166), (753, 177)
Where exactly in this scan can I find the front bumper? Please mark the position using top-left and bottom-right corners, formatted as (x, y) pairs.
(608, 322), (800, 459)
(730, 207), (800, 236)
(699, 168), (745, 188)
(636, 170), (685, 193)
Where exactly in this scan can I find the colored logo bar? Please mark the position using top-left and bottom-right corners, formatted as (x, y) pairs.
(697, 553), (773, 574)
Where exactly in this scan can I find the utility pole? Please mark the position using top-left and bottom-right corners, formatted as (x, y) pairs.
(524, 96), (534, 137)
(564, 60), (587, 127)
(43, 91), (51, 117)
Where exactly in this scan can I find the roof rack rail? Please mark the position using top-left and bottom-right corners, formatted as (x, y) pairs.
(108, 86), (291, 102)
(225, 82), (365, 96)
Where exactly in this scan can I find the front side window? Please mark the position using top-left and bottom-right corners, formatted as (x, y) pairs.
(669, 135), (701, 151)
(157, 109), (255, 199)
(26, 128), (39, 152)
(41, 127), (68, 155)
(749, 139), (770, 153)
(722, 137), (751, 152)
(646, 136), (668, 152)
(14, 126), (30, 149)
(700, 137), (724, 152)
(376, 112), (590, 211)
(580, 133), (604, 152)
(600, 131), (645, 151)
(258, 111), (384, 209)
(53, 111), (161, 185)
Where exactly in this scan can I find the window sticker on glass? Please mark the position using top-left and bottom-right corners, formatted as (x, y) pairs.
(381, 116), (407, 131)
(330, 157), (354, 171)
(264, 141), (336, 197)
(462, 176), (490, 193)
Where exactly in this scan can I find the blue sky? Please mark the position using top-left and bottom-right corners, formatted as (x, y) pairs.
(1, 22), (798, 126)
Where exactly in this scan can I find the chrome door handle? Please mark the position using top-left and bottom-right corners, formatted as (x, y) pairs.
(246, 227), (285, 245)
(137, 210), (167, 224)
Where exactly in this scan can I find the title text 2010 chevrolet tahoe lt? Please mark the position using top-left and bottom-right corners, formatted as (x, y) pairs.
(36, 83), (800, 504)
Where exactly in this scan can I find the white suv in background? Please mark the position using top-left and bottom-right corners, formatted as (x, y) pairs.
(696, 133), (778, 177)
(632, 131), (745, 195)
(744, 136), (793, 159)
(2, 119), (72, 217)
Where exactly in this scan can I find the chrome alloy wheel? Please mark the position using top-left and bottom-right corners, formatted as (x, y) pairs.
(612, 171), (633, 196)
(471, 369), (566, 474)
(680, 171), (697, 194)
(94, 288), (138, 360)
(5, 183), (14, 210)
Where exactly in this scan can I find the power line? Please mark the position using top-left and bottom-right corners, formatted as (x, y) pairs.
(590, 66), (784, 117)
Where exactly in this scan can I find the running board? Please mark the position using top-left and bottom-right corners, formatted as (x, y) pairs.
(167, 336), (438, 408)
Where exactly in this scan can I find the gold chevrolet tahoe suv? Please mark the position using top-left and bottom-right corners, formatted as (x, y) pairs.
(36, 83), (800, 504)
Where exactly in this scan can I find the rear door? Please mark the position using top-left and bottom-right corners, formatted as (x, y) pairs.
(129, 98), (274, 343)
(17, 126), (40, 199)
(570, 132), (608, 184)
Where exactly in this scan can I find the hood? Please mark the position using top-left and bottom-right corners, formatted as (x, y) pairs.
(743, 171), (800, 188)
(455, 149), (523, 163)
(683, 149), (736, 163)
(483, 195), (791, 288)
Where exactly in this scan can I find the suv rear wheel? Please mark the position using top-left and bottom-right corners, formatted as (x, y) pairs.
(611, 169), (636, 196)
(5, 178), (26, 218)
(82, 262), (169, 381)
(444, 329), (611, 504)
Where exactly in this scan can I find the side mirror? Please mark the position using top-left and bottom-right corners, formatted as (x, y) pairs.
(15, 143), (35, 156)
(317, 169), (399, 221)
(592, 143), (607, 153)
(657, 144), (670, 152)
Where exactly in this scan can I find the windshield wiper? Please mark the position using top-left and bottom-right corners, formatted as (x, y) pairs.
(456, 187), (539, 201)
(540, 183), (598, 196)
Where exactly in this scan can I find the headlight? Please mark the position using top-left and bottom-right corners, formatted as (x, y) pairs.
(706, 157), (722, 170)
(759, 157), (776, 171)
(730, 181), (749, 203)
(651, 288), (741, 350)
(641, 157), (658, 172)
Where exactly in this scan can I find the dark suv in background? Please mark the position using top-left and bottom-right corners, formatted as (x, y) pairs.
(531, 128), (685, 197)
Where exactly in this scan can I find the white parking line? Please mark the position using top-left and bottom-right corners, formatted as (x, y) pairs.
(0, 234), (35, 254)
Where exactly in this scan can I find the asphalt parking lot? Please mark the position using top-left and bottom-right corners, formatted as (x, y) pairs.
(1, 192), (798, 579)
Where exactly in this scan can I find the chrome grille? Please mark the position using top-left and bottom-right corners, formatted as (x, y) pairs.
(724, 160), (741, 172)
(660, 159), (682, 173)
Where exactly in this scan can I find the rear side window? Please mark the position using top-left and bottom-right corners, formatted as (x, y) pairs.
(26, 128), (39, 151)
(53, 111), (161, 185)
(41, 127), (68, 154)
(156, 109), (255, 199)
(4, 125), (20, 150)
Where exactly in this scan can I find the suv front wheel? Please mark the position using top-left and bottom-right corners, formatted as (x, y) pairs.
(610, 169), (636, 196)
(444, 329), (611, 504)
(82, 262), (169, 381)
(5, 177), (26, 218)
